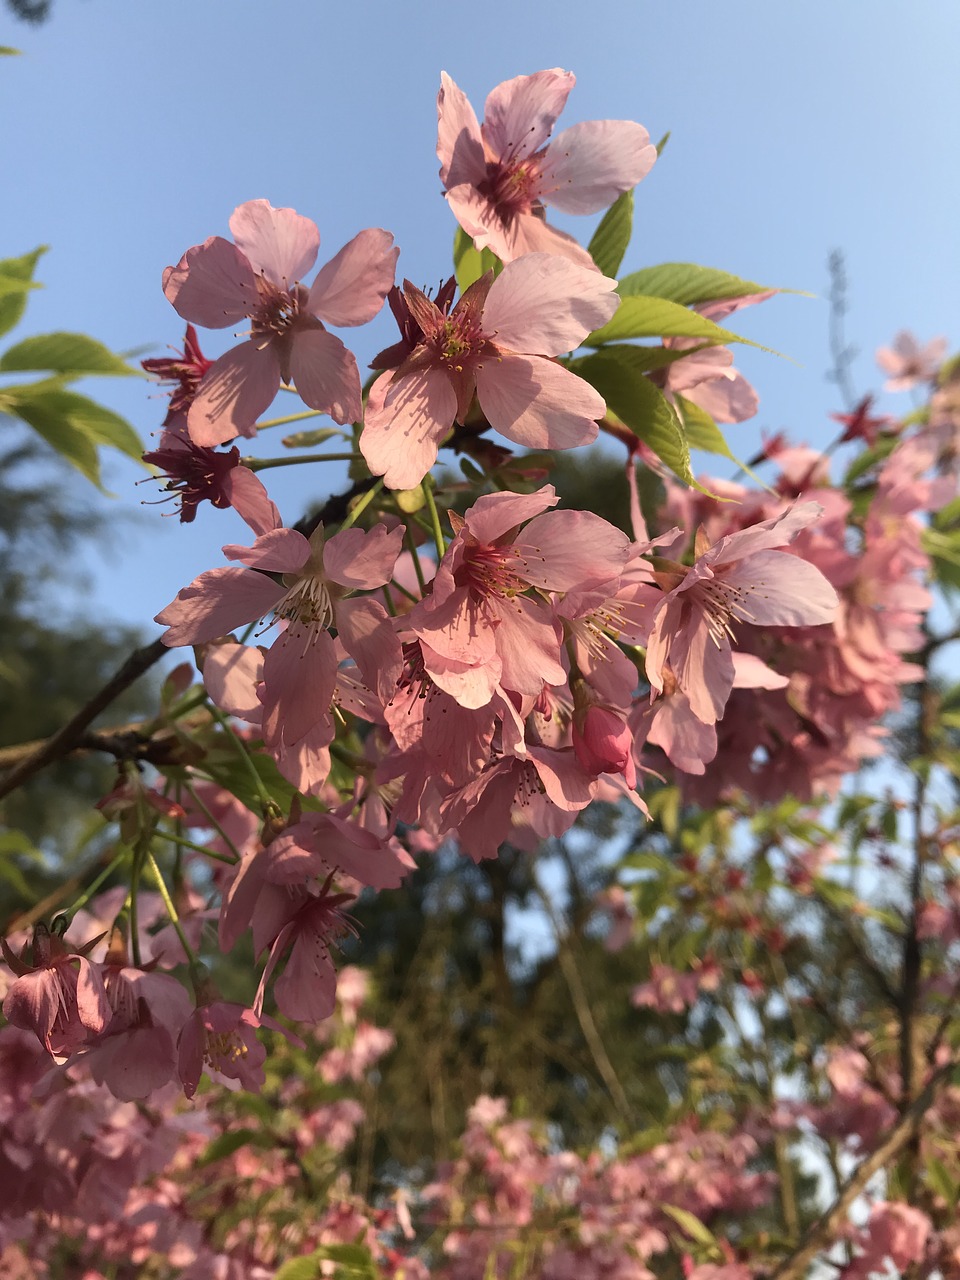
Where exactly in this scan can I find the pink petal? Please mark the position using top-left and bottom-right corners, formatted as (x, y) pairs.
(228, 199), (320, 288)
(222, 526), (311, 573)
(493, 595), (565, 695)
(202, 642), (264, 722)
(335, 597), (403, 704)
(516, 510), (631, 591)
(539, 120), (657, 214)
(685, 370), (759, 424)
(307, 229), (398, 327)
(482, 68), (575, 162)
(155, 566), (283, 647)
(75, 958), (110, 1033)
(483, 253), (618, 355)
(221, 466), (283, 536)
(477, 353), (603, 450)
(422, 643), (501, 711)
(529, 746), (598, 811)
(644, 695), (717, 775)
(462, 484), (559, 546)
(188, 340), (281, 446)
(289, 329), (362, 425)
(720, 552), (839, 626)
(437, 71), (486, 188)
(710, 501), (826, 563)
(731, 652), (790, 690)
(274, 923), (338, 1023)
(162, 237), (259, 329)
(260, 629), (337, 749)
(360, 368), (458, 490)
(323, 523), (404, 589)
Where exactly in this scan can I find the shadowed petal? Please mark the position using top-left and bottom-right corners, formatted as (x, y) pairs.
(308, 229), (398, 327)
(289, 329), (362, 425)
(540, 120), (657, 214)
(188, 340), (281, 446)
(163, 236), (259, 329)
(437, 71), (486, 187)
(324, 524), (404, 590)
(477, 353), (603, 450)
(228, 199), (320, 288)
(261, 628), (337, 749)
(360, 368), (458, 490)
(482, 68), (575, 162)
(155, 566), (283, 647)
(483, 253), (617, 354)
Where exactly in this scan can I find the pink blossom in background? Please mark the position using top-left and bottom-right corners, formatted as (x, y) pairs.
(361, 254), (618, 489)
(437, 68), (656, 267)
(1, 925), (110, 1059)
(163, 200), (398, 444)
(646, 503), (839, 725)
(875, 330), (947, 392)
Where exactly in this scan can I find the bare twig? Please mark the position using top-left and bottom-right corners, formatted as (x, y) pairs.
(767, 1060), (955, 1280)
(0, 638), (168, 804)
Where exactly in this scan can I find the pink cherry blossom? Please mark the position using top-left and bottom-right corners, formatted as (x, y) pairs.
(360, 255), (617, 490)
(437, 69), (657, 267)
(156, 516), (404, 772)
(875, 329), (947, 392)
(645, 503), (839, 725)
(163, 200), (398, 445)
(177, 1002), (269, 1098)
(1, 924), (110, 1059)
(409, 486), (631, 708)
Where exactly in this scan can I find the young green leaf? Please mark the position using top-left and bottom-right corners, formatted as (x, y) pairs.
(617, 262), (772, 305)
(0, 245), (47, 339)
(0, 330), (136, 377)
(588, 189), (633, 278)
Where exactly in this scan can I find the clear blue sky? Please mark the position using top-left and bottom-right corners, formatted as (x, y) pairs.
(1, 0), (957, 636)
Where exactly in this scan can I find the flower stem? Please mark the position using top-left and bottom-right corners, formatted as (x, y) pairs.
(255, 408), (324, 429)
(146, 851), (198, 967)
(182, 780), (243, 863)
(421, 480), (446, 561)
(160, 829), (238, 866)
(205, 704), (278, 818)
(52, 847), (130, 930)
(339, 479), (384, 531)
(404, 524), (428, 594)
(243, 452), (362, 471)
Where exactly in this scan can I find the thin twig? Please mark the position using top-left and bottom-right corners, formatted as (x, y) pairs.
(0, 638), (167, 804)
(767, 1060), (956, 1280)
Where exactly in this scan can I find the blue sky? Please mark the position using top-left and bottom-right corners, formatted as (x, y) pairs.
(1, 0), (958, 637)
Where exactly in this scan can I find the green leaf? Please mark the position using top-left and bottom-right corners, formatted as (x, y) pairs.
(273, 1258), (322, 1280)
(273, 1245), (380, 1280)
(571, 346), (697, 487)
(588, 189), (633, 278)
(0, 331), (136, 377)
(281, 428), (340, 449)
(660, 1204), (719, 1249)
(453, 226), (501, 293)
(4, 383), (144, 488)
(675, 395), (770, 488)
(617, 262), (772, 306)
(0, 46), (20, 56)
(584, 294), (768, 351)
(927, 1156), (958, 1211)
(568, 342), (696, 377)
(0, 246), (47, 339)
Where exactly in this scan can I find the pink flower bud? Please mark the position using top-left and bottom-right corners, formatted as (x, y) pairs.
(573, 705), (636, 788)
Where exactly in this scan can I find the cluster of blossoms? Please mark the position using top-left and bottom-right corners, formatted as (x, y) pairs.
(3, 56), (959, 1280)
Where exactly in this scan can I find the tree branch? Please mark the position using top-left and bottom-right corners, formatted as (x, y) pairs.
(767, 1059), (955, 1280)
(0, 638), (167, 803)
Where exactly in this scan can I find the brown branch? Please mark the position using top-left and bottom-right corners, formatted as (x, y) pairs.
(0, 637), (167, 804)
(767, 1059), (955, 1280)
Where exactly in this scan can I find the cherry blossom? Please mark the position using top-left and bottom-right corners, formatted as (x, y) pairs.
(437, 68), (656, 267)
(163, 200), (398, 444)
(360, 254), (618, 489)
